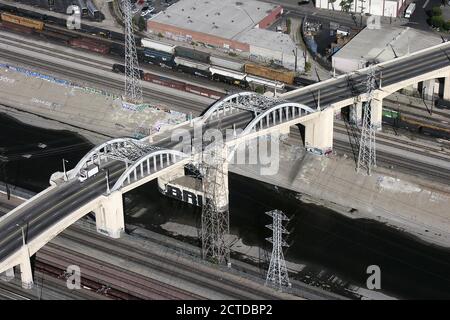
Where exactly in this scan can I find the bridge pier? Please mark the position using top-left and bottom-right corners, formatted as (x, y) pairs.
(443, 76), (450, 100)
(19, 246), (33, 289)
(94, 191), (125, 238)
(422, 79), (436, 101)
(0, 267), (15, 282)
(370, 98), (383, 131)
(350, 101), (363, 126)
(303, 107), (334, 155)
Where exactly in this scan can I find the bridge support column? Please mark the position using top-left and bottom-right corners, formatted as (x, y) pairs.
(19, 246), (33, 289)
(350, 101), (363, 126)
(443, 76), (450, 100)
(423, 79), (435, 100)
(95, 191), (125, 238)
(303, 107), (333, 155)
(0, 267), (15, 282)
(370, 99), (383, 131)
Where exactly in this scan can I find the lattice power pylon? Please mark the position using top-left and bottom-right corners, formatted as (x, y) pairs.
(357, 67), (377, 175)
(122, 0), (143, 104)
(265, 209), (291, 291)
(201, 144), (230, 265)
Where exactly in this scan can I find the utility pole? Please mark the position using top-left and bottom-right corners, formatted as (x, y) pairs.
(122, 0), (143, 104)
(105, 169), (110, 194)
(265, 209), (291, 291)
(357, 67), (377, 175)
(201, 143), (230, 266)
(359, 0), (366, 27)
(16, 223), (25, 246)
(62, 159), (68, 181)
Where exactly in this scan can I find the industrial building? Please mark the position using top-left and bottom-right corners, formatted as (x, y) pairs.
(147, 0), (304, 71)
(332, 25), (443, 73)
(315, 0), (406, 18)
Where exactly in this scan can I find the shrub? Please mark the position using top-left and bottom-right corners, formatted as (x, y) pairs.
(444, 20), (450, 31)
(430, 15), (444, 28)
(304, 61), (312, 73)
(255, 86), (265, 94)
(432, 6), (442, 16)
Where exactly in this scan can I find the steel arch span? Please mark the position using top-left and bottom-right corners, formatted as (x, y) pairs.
(111, 149), (190, 192)
(240, 102), (316, 136)
(69, 138), (141, 179)
(201, 91), (256, 122)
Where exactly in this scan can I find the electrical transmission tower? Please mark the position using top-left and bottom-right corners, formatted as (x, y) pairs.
(201, 144), (230, 265)
(265, 209), (291, 291)
(122, 0), (143, 104)
(357, 67), (377, 175)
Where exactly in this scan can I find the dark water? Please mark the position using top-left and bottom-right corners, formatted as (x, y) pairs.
(0, 113), (93, 191)
(2, 112), (450, 299)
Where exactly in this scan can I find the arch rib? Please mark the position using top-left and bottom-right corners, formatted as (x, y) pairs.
(68, 138), (140, 179)
(111, 149), (189, 192)
(201, 91), (256, 122)
(241, 102), (316, 136)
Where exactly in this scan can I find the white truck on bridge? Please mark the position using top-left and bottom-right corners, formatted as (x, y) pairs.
(78, 164), (99, 182)
(404, 2), (416, 19)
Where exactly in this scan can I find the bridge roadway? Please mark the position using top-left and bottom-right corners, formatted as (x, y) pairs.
(0, 111), (254, 263)
(282, 42), (450, 107)
(1, 41), (450, 282)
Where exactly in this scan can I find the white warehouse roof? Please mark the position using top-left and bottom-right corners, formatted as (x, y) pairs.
(333, 25), (443, 72)
(150, 0), (279, 40)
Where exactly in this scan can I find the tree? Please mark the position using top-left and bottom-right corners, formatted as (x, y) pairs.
(255, 86), (265, 94)
(340, 0), (354, 13)
(430, 15), (445, 28)
(137, 16), (146, 31)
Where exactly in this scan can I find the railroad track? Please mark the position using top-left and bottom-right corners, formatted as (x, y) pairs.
(334, 124), (450, 162)
(0, 29), (229, 94)
(384, 97), (450, 120)
(0, 49), (209, 114)
(58, 226), (283, 300)
(287, 127), (450, 183)
(332, 140), (450, 182)
(0, 285), (32, 300)
(37, 242), (205, 300)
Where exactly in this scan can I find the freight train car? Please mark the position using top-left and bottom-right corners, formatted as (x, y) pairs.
(143, 48), (174, 64)
(141, 38), (176, 54)
(112, 64), (145, 79)
(39, 29), (74, 44)
(0, 20), (35, 34)
(210, 55), (244, 72)
(174, 46), (210, 64)
(174, 57), (211, 78)
(0, 12), (44, 30)
(245, 64), (295, 85)
(69, 37), (110, 54)
(210, 66), (248, 88)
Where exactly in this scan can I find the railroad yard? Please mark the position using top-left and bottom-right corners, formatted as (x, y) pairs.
(0, 0), (449, 303)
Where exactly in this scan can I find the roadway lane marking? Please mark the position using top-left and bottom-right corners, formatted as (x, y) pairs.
(423, 0), (430, 8)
